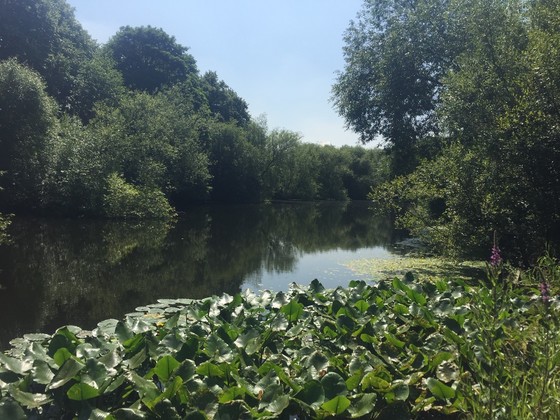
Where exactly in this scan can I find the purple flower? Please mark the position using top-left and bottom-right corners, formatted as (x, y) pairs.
(540, 281), (551, 304)
(490, 244), (502, 267)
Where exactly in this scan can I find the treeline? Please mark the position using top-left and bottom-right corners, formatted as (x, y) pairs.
(333, 0), (560, 262)
(0, 0), (389, 219)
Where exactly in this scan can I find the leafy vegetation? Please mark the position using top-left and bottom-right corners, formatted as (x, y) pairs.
(0, 254), (558, 418)
(0, 0), (389, 221)
(333, 0), (560, 262)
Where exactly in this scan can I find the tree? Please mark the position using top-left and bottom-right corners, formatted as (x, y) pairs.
(206, 122), (262, 202)
(90, 92), (212, 208)
(371, 0), (560, 261)
(201, 71), (251, 126)
(0, 59), (58, 210)
(332, 0), (466, 175)
(0, 0), (97, 109)
(103, 26), (198, 93)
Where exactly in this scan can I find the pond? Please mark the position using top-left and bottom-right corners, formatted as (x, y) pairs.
(0, 201), (399, 349)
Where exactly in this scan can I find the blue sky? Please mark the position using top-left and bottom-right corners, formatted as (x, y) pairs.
(66, 0), (365, 147)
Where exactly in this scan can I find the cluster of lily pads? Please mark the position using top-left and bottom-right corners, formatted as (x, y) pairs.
(0, 271), (557, 419)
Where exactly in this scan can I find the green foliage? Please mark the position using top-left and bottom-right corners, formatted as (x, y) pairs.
(201, 71), (251, 127)
(0, 0), (97, 110)
(0, 58), (58, 209)
(1, 259), (559, 418)
(359, 0), (560, 261)
(103, 173), (176, 219)
(103, 25), (198, 93)
(332, 0), (465, 174)
(0, 0), (390, 218)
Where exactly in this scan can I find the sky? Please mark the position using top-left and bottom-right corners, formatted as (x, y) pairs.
(66, 0), (365, 147)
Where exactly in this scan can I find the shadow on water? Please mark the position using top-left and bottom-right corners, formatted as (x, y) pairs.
(0, 201), (397, 349)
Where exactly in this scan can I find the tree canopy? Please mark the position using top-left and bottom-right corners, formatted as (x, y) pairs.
(0, 0), (388, 221)
(336, 0), (560, 261)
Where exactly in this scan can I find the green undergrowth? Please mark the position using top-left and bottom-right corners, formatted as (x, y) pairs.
(0, 261), (559, 419)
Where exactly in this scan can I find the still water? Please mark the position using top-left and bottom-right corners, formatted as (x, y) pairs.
(0, 202), (397, 348)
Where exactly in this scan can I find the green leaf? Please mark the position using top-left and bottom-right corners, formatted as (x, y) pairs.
(385, 380), (409, 403)
(306, 351), (329, 374)
(219, 386), (246, 403)
(0, 353), (32, 375)
(309, 279), (325, 293)
(0, 399), (26, 420)
(205, 334), (233, 362)
(234, 328), (260, 350)
(295, 380), (325, 407)
(32, 360), (54, 385)
(196, 362), (225, 378)
(259, 384), (289, 413)
(53, 347), (73, 367)
(175, 359), (196, 382)
(406, 286), (427, 306)
(127, 371), (160, 401)
(321, 372), (347, 399)
(345, 373), (362, 391)
(125, 347), (147, 370)
(8, 384), (52, 408)
(348, 393), (377, 418)
(430, 352), (454, 370)
(426, 377), (455, 400)
(384, 332), (405, 348)
(436, 361), (459, 383)
(48, 358), (85, 389)
(354, 300), (369, 313)
(321, 395), (351, 415)
(67, 382), (100, 400)
(281, 300), (304, 322)
(109, 407), (148, 419)
(361, 371), (390, 392)
(154, 355), (180, 382)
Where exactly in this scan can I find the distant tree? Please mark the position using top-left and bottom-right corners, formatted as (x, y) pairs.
(206, 122), (262, 202)
(103, 26), (198, 93)
(260, 129), (301, 198)
(201, 71), (251, 126)
(0, 59), (58, 210)
(340, 146), (390, 200)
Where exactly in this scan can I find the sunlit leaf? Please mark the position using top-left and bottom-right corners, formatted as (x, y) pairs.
(48, 358), (85, 389)
(154, 355), (180, 382)
(348, 393), (377, 418)
(321, 395), (351, 415)
(8, 384), (52, 408)
(67, 382), (100, 400)
(0, 353), (33, 375)
(196, 362), (225, 378)
(281, 300), (304, 322)
(426, 377), (455, 400)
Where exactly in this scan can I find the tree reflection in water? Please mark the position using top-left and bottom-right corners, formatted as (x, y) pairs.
(0, 202), (397, 349)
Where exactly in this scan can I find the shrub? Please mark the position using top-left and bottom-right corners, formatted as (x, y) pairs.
(103, 173), (176, 219)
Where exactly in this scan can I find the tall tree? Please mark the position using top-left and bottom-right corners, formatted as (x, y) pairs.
(201, 71), (251, 127)
(0, 59), (58, 210)
(0, 0), (97, 109)
(103, 26), (198, 93)
(332, 0), (466, 175)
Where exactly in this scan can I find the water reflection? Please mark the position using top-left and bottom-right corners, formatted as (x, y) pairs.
(0, 202), (396, 348)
